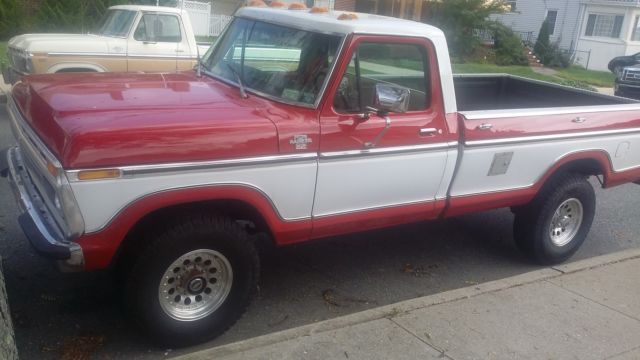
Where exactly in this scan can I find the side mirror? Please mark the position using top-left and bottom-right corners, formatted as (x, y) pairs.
(373, 83), (410, 114)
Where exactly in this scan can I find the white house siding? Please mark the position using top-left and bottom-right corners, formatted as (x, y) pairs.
(575, 3), (640, 71)
(492, 0), (582, 50)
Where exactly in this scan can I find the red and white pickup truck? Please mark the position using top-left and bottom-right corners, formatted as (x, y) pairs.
(2, 6), (640, 346)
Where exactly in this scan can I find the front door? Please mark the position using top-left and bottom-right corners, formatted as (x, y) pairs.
(312, 36), (451, 237)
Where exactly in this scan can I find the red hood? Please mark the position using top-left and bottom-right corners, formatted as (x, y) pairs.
(11, 71), (284, 168)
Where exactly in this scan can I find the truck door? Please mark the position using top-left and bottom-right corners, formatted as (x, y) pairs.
(127, 12), (189, 72)
(312, 36), (452, 238)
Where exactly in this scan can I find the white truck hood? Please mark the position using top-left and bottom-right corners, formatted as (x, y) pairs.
(9, 33), (111, 54)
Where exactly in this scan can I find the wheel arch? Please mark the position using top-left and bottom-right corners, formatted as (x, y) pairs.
(535, 150), (612, 191)
(76, 185), (311, 271)
(48, 62), (106, 73)
(112, 198), (273, 278)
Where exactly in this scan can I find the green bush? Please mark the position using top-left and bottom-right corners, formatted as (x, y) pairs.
(492, 23), (528, 66)
(0, 0), (29, 40)
(534, 18), (551, 61)
(36, 0), (128, 33)
(428, 0), (507, 61)
(543, 43), (571, 68)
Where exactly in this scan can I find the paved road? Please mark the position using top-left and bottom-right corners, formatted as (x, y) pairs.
(0, 107), (639, 359)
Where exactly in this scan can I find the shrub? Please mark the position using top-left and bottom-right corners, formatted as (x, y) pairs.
(35, 0), (128, 33)
(492, 23), (528, 66)
(428, 0), (507, 61)
(0, 0), (30, 40)
(534, 18), (551, 60)
(543, 43), (571, 68)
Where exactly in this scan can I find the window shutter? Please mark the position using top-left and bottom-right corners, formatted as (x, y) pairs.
(613, 15), (624, 38)
(585, 14), (596, 36)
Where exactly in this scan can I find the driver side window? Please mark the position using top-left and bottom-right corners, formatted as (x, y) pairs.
(333, 42), (430, 113)
(134, 14), (182, 42)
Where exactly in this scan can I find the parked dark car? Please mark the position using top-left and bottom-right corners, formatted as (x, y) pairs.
(608, 52), (640, 72)
(609, 53), (640, 98)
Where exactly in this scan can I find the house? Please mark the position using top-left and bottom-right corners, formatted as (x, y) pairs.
(574, 0), (640, 71)
(334, 0), (431, 21)
(494, 0), (640, 71)
(491, 0), (581, 51)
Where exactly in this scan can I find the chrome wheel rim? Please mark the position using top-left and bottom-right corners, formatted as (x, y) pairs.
(549, 198), (583, 247)
(158, 249), (233, 321)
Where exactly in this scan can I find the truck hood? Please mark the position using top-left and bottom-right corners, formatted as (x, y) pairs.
(11, 71), (282, 168)
(9, 33), (110, 54)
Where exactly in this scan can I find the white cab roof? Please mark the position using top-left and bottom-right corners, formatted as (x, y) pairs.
(109, 5), (186, 15)
(236, 7), (446, 40)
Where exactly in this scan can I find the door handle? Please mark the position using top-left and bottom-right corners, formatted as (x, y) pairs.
(419, 128), (440, 136)
(572, 116), (587, 123)
(477, 123), (493, 130)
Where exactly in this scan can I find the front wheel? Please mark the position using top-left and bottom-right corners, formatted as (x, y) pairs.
(514, 173), (595, 264)
(125, 215), (259, 347)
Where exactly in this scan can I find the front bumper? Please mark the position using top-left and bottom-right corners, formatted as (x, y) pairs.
(0, 147), (84, 271)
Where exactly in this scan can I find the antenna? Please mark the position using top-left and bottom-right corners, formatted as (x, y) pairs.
(196, 44), (202, 78)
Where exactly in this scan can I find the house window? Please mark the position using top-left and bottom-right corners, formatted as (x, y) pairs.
(546, 10), (558, 35)
(506, 0), (516, 12)
(585, 14), (624, 38)
(632, 15), (640, 41)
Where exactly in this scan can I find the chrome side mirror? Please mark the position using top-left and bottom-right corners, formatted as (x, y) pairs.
(373, 83), (410, 114)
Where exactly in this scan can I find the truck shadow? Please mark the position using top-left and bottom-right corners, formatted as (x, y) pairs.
(1, 203), (544, 359)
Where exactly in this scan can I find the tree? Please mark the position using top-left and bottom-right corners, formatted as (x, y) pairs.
(428, 0), (508, 60)
(0, 0), (29, 40)
(35, 0), (128, 33)
(534, 18), (551, 63)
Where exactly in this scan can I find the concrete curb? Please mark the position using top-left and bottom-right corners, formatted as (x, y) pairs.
(173, 248), (640, 360)
(0, 258), (18, 360)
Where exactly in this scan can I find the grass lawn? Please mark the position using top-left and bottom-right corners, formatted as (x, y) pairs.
(0, 42), (7, 64)
(452, 63), (557, 82)
(453, 63), (615, 89)
(555, 66), (615, 87)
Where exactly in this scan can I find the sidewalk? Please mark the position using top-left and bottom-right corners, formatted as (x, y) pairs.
(176, 249), (640, 360)
(0, 74), (10, 103)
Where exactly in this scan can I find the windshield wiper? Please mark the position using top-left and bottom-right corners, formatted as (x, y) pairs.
(226, 62), (248, 99)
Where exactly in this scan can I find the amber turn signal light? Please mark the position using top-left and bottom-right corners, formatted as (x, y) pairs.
(77, 169), (122, 181)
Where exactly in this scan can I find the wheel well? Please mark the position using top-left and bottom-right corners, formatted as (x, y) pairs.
(551, 158), (605, 180)
(112, 200), (272, 276)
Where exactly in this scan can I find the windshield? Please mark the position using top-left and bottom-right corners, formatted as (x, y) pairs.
(96, 9), (137, 37)
(203, 18), (342, 106)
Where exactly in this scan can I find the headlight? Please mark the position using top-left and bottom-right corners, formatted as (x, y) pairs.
(25, 56), (34, 73)
(48, 160), (85, 240)
(615, 66), (624, 78)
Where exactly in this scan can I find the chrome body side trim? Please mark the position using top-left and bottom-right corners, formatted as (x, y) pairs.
(319, 142), (457, 160)
(462, 104), (640, 120)
(465, 127), (640, 147)
(65, 153), (318, 181)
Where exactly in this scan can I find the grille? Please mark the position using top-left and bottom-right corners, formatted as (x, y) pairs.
(623, 68), (640, 84)
(7, 47), (28, 73)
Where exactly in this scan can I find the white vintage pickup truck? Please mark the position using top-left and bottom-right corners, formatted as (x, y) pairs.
(2, 5), (640, 347)
(2, 5), (210, 84)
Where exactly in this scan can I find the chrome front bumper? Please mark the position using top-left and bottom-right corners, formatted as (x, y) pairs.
(0, 146), (84, 271)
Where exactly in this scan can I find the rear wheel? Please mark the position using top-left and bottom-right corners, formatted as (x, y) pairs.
(513, 173), (595, 264)
(125, 214), (259, 347)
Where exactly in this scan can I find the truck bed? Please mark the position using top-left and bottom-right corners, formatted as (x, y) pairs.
(453, 74), (636, 112)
